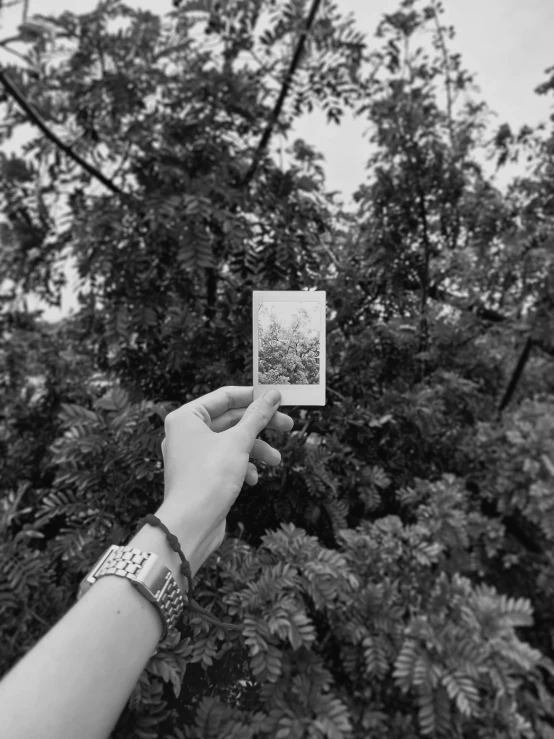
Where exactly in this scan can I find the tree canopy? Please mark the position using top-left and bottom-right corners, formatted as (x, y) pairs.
(258, 303), (320, 384)
(1, 1), (554, 737)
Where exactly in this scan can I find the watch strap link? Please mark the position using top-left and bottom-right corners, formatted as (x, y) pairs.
(78, 545), (185, 645)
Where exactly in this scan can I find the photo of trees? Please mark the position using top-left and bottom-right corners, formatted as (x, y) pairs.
(258, 301), (320, 385)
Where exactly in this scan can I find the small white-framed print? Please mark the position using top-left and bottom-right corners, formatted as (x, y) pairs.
(253, 290), (326, 406)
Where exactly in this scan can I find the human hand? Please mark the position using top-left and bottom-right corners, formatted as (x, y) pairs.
(156, 386), (294, 575)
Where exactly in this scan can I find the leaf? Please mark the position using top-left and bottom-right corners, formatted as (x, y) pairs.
(418, 690), (436, 735)
(368, 413), (393, 427)
(59, 403), (98, 426)
(393, 638), (418, 692)
(287, 610), (316, 650)
(149, 658), (184, 698)
(296, 175), (318, 192)
(94, 387), (129, 412)
(442, 670), (480, 717)
(541, 453), (554, 478)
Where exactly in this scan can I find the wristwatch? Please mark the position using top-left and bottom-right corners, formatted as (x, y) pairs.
(77, 545), (185, 653)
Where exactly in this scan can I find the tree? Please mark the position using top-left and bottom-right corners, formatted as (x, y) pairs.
(259, 304), (319, 384)
(1, 0), (554, 737)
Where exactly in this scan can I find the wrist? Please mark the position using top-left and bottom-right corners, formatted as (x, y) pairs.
(128, 509), (202, 594)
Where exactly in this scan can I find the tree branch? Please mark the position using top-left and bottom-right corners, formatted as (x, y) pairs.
(403, 279), (510, 323)
(0, 39), (30, 64)
(430, 0), (454, 149)
(240, 0), (324, 187)
(0, 67), (124, 196)
(0, 0), (26, 10)
(498, 336), (534, 413)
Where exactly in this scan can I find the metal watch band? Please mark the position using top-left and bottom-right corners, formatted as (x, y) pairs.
(77, 545), (185, 645)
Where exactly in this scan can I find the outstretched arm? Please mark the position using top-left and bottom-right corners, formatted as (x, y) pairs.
(0, 386), (292, 739)
(0, 510), (196, 739)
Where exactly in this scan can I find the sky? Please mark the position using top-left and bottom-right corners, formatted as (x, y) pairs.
(1, 0), (553, 320)
(259, 301), (321, 334)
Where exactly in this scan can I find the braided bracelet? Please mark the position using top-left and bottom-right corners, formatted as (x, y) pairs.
(135, 514), (193, 606)
(133, 513), (244, 638)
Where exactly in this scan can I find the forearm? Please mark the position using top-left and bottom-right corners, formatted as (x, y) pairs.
(0, 506), (200, 739)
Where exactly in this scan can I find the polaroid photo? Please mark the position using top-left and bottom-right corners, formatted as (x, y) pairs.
(253, 290), (326, 406)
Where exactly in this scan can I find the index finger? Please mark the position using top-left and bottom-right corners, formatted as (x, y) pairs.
(185, 386), (253, 421)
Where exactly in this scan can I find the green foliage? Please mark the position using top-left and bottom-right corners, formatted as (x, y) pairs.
(258, 303), (320, 385)
(1, 0), (554, 737)
(472, 398), (554, 540)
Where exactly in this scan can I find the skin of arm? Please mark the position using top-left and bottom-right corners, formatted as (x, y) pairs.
(0, 503), (199, 739)
(0, 386), (291, 739)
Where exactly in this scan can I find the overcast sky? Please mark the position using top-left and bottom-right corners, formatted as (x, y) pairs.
(259, 301), (321, 334)
(1, 0), (553, 320)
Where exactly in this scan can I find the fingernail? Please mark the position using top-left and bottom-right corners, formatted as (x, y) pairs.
(264, 389), (281, 406)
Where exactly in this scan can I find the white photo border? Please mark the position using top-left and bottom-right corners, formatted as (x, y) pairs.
(253, 290), (326, 406)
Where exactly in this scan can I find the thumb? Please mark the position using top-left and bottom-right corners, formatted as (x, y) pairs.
(232, 388), (282, 449)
